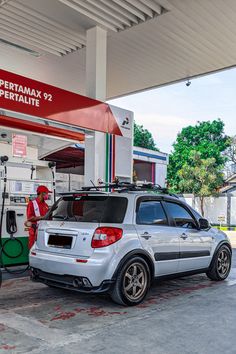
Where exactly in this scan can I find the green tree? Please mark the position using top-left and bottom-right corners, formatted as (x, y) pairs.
(178, 151), (224, 216)
(134, 122), (158, 151)
(221, 135), (236, 177)
(223, 135), (236, 164)
(168, 119), (229, 191)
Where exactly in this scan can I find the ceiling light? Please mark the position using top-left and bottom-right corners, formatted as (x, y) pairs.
(0, 38), (41, 57)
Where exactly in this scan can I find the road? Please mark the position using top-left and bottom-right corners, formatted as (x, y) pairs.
(0, 249), (236, 354)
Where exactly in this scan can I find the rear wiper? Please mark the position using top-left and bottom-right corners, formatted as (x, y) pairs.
(67, 215), (82, 221)
(52, 215), (68, 220)
(53, 215), (83, 221)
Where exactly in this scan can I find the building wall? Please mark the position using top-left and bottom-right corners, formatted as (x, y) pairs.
(133, 146), (168, 187)
(182, 193), (236, 225)
(155, 163), (167, 187)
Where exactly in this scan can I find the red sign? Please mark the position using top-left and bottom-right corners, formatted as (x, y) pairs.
(12, 134), (27, 157)
(0, 69), (122, 136)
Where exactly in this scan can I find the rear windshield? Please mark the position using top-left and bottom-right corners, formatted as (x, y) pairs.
(45, 195), (128, 223)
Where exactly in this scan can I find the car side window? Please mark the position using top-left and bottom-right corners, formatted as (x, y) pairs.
(164, 202), (197, 229)
(136, 200), (168, 225)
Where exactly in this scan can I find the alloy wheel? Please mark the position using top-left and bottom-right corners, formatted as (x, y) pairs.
(123, 262), (148, 301)
(217, 249), (230, 277)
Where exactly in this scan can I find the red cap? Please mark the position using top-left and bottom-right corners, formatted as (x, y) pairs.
(37, 185), (52, 194)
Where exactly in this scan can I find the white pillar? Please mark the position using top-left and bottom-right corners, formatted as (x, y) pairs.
(84, 27), (107, 186)
(86, 26), (107, 101)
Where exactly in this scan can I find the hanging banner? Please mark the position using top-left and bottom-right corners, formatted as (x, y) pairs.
(12, 133), (27, 157)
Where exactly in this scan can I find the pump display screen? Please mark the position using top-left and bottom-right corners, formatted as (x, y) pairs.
(10, 180), (34, 194)
(15, 182), (23, 192)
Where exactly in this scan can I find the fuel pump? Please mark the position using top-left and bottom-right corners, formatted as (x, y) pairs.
(0, 156), (29, 280)
(0, 158), (54, 280)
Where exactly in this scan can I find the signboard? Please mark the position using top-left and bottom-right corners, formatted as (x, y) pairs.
(109, 104), (133, 139)
(0, 69), (125, 136)
(218, 216), (226, 222)
(12, 134), (27, 157)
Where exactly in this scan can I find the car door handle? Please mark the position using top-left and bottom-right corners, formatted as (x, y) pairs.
(180, 233), (188, 240)
(140, 232), (152, 240)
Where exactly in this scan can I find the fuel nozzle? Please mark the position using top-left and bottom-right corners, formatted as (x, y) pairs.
(0, 156), (8, 164)
(48, 161), (56, 169)
(30, 165), (36, 180)
(48, 161), (56, 203)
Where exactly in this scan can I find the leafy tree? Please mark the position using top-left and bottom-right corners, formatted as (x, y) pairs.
(134, 122), (158, 151)
(168, 119), (230, 191)
(222, 136), (236, 177)
(178, 151), (224, 216)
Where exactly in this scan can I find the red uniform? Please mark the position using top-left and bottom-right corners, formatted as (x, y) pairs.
(27, 197), (49, 249)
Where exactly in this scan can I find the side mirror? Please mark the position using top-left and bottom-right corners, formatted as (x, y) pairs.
(199, 218), (210, 230)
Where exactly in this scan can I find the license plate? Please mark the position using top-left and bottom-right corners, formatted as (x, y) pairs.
(48, 234), (73, 249)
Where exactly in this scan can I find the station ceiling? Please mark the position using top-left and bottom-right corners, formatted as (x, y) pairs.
(1, 0), (236, 99)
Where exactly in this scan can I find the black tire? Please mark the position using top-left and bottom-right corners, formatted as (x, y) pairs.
(110, 256), (151, 306)
(206, 244), (231, 281)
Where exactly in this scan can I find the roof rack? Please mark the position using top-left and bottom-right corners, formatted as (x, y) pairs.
(78, 182), (179, 198)
(81, 182), (134, 191)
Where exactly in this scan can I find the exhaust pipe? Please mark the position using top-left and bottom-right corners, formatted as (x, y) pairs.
(30, 268), (39, 280)
(73, 278), (82, 288)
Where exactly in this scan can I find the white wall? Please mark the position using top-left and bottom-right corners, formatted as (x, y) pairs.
(230, 197), (236, 224)
(155, 163), (167, 187)
(182, 194), (228, 224)
(55, 172), (84, 192)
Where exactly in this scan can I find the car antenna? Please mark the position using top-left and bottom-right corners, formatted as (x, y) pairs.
(90, 180), (99, 191)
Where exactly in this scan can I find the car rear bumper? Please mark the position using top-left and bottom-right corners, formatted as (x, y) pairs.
(29, 249), (116, 287)
(31, 267), (114, 293)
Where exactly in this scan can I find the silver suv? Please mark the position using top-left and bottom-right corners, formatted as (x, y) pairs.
(30, 184), (232, 306)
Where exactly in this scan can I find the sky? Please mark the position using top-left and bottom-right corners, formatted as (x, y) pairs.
(108, 68), (236, 154)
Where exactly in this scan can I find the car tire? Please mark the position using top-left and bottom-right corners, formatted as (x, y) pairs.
(110, 256), (151, 306)
(206, 244), (231, 281)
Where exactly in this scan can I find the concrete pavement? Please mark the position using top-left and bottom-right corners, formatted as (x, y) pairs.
(0, 249), (236, 354)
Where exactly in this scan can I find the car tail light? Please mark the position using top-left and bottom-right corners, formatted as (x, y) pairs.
(91, 227), (123, 248)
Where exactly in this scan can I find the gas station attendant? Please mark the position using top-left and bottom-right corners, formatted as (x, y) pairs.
(26, 185), (52, 249)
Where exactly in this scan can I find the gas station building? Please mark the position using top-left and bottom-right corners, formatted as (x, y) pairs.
(1, 0), (236, 265)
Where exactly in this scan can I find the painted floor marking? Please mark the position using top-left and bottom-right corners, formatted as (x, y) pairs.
(227, 279), (236, 286)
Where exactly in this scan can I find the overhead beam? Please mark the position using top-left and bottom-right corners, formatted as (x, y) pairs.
(86, 0), (132, 27)
(0, 20), (72, 54)
(0, 31), (62, 56)
(58, 0), (118, 31)
(0, 0), (9, 7)
(99, 0), (139, 24)
(154, 0), (172, 11)
(72, 0), (125, 29)
(1, 7), (83, 48)
(0, 15), (78, 51)
(0, 25), (67, 54)
(125, 0), (153, 17)
(6, 1), (86, 44)
(139, 0), (162, 14)
(112, 0), (146, 21)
